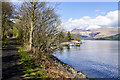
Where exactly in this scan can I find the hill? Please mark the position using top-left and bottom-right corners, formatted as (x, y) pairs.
(71, 27), (118, 40)
(96, 33), (120, 40)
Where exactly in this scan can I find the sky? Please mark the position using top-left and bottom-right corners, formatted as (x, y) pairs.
(56, 2), (118, 31)
(11, 2), (118, 31)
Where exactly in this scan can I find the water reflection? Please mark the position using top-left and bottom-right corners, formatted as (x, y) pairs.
(67, 46), (70, 52)
(71, 45), (81, 50)
(59, 47), (63, 54)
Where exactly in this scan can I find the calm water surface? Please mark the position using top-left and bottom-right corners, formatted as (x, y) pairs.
(53, 40), (119, 78)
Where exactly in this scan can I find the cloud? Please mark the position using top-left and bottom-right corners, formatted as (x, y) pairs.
(101, 12), (105, 14)
(95, 10), (100, 12)
(61, 10), (118, 31)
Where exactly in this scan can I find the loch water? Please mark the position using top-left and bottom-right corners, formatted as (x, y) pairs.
(53, 40), (119, 78)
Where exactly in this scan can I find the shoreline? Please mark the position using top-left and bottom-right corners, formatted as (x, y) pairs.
(48, 54), (87, 79)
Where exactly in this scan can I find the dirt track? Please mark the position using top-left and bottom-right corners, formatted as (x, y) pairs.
(2, 38), (23, 80)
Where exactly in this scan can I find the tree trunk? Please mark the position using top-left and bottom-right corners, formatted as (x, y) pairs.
(29, 3), (34, 50)
(29, 21), (33, 50)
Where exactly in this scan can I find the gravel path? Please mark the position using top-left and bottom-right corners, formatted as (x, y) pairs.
(2, 38), (23, 80)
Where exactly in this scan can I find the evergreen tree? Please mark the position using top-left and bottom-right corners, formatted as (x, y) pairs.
(66, 31), (71, 41)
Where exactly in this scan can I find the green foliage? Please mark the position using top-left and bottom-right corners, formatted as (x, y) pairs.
(23, 68), (47, 79)
(13, 24), (18, 38)
(66, 31), (71, 42)
(2, 37), (10, 47)
(18, 46), (47, 79)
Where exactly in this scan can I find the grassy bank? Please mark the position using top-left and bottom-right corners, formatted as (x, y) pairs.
(17, 46), (71, 78)
(18, 46), (47, 79)
(16, 37), (87, 79)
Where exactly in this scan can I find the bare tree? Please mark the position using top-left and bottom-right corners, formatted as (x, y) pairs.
(33, 6), (61, 56)
(18, 1), (61, 55)
(73, 34), (82, 42)
(19, 2), (46, 50)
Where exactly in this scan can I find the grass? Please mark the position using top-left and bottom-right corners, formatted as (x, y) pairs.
(2, 37), (10, 48)
(18, 46), (47, 79)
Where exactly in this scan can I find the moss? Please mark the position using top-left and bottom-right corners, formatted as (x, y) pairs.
(18, 46), (47, 79)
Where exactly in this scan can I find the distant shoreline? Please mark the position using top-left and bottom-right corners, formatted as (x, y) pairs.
(83, 39), (119, 41)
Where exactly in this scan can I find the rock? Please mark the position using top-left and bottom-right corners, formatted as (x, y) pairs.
(48, 55), (86, 78)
